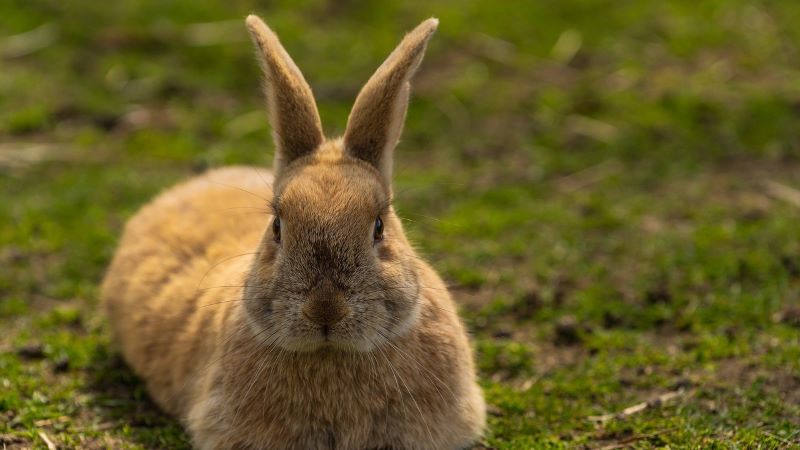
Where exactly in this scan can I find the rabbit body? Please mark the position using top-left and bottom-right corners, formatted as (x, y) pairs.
(102, 16), (485, 450)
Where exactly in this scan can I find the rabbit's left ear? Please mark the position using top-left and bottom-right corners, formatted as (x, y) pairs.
(344, 19), (438, 183)
(246, 15), (324, 175)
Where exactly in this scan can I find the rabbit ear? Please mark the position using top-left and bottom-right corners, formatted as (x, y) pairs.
(344, 18), (438, 182)
(246, 15), (324, 174)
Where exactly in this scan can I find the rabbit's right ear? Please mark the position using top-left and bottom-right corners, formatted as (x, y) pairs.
(246, 15), (324, 174)
(343, 19), (438, 184)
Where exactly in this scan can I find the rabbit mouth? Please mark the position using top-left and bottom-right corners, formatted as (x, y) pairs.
(270, 318), (383, 353)
(282, 333), (375, 353)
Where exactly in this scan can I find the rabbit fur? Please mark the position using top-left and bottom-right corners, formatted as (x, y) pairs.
(101, 15), (485, 450)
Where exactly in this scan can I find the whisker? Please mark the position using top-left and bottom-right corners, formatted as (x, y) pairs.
(371, 325), (456, 403)
(369, 335), (435, 444)
(252, 167), (274, 192)
(194, 252), (259, 292)
(211, 181), (271, 204)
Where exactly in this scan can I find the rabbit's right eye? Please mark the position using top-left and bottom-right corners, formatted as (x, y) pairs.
(272, 216), (281, 243)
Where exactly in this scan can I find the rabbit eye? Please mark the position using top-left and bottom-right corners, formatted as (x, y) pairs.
(374, 216), (384, 243)
(272, 216), (281, 243)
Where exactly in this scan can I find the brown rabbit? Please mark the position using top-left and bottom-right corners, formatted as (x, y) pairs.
(101, 15), (485, 450)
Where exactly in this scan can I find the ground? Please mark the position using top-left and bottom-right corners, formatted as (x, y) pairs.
(1, 0), (800, 448)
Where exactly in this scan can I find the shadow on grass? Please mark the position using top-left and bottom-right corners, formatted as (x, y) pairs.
(86, 345), (192, 449)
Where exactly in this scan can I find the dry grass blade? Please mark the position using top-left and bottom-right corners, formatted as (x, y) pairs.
(556, 159), (622, 192)
(33, 416), (70, 427)
(36, 431), (57, 450)
(593, 428), (677, 450)
(588, 389), (688, 424)
(765, 181), (800, 208)
(761, 430), (798, 447)
(0, 143), (65, 170)
(565, 115), (619, 143)
(1, 23), (58, 58)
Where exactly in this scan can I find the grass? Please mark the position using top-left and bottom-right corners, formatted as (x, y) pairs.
(1, 0), (800, 448)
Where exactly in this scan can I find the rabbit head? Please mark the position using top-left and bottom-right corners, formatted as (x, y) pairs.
(242, 15), (438, 353)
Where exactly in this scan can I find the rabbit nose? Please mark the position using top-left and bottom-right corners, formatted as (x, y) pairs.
(302, 297), (348, 326)
(302, 281), (349, 327)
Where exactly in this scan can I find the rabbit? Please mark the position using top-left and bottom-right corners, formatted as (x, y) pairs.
(101, 14), (486, 450)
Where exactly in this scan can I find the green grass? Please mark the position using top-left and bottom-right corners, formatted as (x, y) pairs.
(2, 0), (800, 448)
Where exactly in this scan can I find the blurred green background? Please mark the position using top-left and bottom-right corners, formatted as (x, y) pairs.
(2, 0), (800, 448)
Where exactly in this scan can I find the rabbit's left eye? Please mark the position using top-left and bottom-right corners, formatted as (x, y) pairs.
(373, 217), (384, 243)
